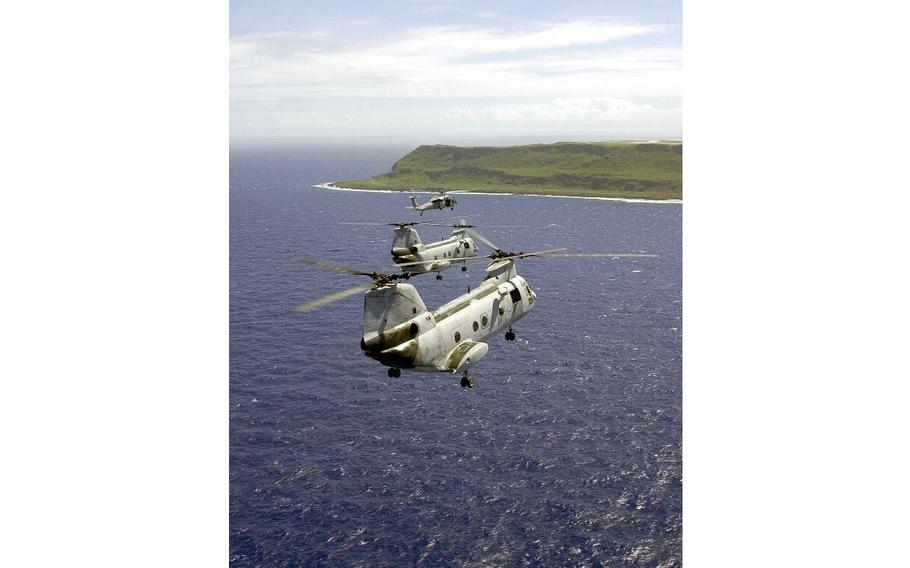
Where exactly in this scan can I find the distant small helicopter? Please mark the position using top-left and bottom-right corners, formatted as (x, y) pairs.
(290, 233), (657, 388)
(341, 215), (518, 280)
(408, 189), (471, 214)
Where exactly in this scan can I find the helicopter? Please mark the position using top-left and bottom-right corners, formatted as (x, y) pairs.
(407, 189), (471, 214)
(340, 215), (518, 280)
(290, 233), (658, 388)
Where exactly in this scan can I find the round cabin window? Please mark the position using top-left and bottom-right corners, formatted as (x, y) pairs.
(498, 307), (504, 316)
(481, 315), (488, 327)
(472, 321), (479, 332)
(454, 331), (461, 342)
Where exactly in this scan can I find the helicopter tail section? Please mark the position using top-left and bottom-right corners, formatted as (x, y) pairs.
(361, 283), (429, 359)
(391, 227), (421, 256)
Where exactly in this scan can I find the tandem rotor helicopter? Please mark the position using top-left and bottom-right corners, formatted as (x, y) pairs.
(340, 215), (520, 280)
(407, 189), (471, 214)
(290, 229), (657, 389)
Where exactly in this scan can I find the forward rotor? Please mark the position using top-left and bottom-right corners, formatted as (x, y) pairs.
(459, 228), (658, 261)
(424, 220), (525, 230)
(393, 248), (657, 269)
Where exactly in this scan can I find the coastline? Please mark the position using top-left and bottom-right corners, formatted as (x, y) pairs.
(313, 183), (683, 205)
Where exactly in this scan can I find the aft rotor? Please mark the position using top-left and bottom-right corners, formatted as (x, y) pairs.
(288, 256), (416, 313)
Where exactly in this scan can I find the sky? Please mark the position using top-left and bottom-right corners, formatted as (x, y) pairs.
(230, 0), (681, 144)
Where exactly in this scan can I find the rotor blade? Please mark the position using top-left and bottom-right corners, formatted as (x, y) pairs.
(391, 249), (656, 268)
(537, 252), (660, 258)
(291, 285), (371, 313)
(392, 248), (569, 267)
(503, 248), (569, 259)
(290, 256), (372, 276)
(338, 221), (391, 226)
(466, 229), (500, 251)
(391, 259), (444, 268)
(391, 257), (493, 268)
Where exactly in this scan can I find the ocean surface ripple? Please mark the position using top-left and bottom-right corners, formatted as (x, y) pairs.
(230, 146), (681, 567)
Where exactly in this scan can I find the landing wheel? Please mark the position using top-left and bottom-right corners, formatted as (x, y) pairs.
(460, 375), (475, 388)
(505, 330), (516, 341)
(388, 367), (401, 378)
(461, 265), (467, 272)
(435, 273), (443, 280)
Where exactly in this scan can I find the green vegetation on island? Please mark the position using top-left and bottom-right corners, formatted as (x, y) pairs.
(335, 141), (682, 200)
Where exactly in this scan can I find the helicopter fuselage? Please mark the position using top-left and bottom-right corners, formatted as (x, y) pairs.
(391, 228), (479, 275)
(360, 260), (534, 374)
(409, 195), (457, 214)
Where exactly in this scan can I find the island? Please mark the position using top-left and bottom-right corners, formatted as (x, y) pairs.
(333, 141), (682, 201)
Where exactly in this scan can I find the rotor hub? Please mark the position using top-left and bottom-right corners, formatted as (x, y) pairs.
(489, 249), (524, 260)
(371, 272), (409, 287)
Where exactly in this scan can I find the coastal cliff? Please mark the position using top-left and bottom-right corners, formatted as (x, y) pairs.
(335, 141), (682, 200)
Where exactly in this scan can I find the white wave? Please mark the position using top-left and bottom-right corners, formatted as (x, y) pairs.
(312, 182), (682, 204)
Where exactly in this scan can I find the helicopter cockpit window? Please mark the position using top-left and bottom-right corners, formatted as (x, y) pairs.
(509, 288), (522, 304)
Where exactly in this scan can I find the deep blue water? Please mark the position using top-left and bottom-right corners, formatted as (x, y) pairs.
(230, 145), (682, 567)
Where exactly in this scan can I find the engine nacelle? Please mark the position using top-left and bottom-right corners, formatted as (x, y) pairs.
(444, 340), (489, 373)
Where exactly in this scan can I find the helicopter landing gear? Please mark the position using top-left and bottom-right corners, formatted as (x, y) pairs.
(505, 327), (516, 341)
(461, 265), (467, 272)
(435, 273), (443, 280)
(387, 367), (401, 378)
(460, 372), (475, 389)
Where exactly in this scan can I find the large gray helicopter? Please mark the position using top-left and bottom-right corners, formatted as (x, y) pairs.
(341, 215), (520, 280)
(291, 231), (657, 388)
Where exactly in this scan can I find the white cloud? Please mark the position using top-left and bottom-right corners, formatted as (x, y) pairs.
(442, 97), (674, 125)
(387, 22), (659, 55)
(230, 22), (681, 140)
(231, 96), (680, 140)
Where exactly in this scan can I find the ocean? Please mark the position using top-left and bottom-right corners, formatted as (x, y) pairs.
(230, 144), (682, 567)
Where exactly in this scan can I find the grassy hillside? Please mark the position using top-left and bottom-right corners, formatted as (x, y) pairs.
(335, 141), (682, 200)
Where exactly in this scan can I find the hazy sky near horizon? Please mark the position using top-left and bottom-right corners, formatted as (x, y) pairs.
(230, 0), (681, 144)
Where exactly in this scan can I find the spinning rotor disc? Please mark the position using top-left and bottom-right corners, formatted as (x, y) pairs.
(289, 256), (417, 313)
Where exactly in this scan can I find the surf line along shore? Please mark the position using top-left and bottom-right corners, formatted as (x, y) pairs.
(312, 183), (683, 205)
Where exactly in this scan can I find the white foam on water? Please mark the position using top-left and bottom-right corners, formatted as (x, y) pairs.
(313, 183), (682, 204)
